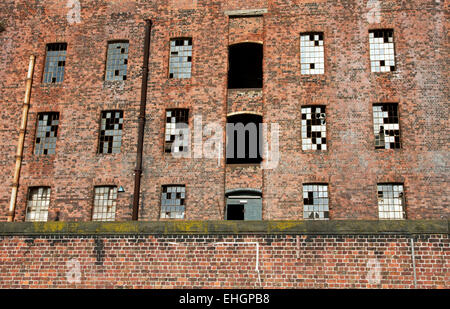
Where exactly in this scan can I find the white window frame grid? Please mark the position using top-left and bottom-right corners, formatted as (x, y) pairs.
(373, 103), (401, 149)
(169, 38), (192, 79)
(160, 185), (186, 219)
(303, 184), (329, 220)
(105, 41), (129, 81)
(98, 110), (124, 154)
(377, 184), (405, 220)
(369, 29), (396, 73)
(301, 106), (327, 151)
(25, 187), (51, 222)
(165, 109), (189, 153)
(34, 112), (59, 156)
(43, 43), (67, 84)
(300, 32), (325, 75)
(92, 186), (118, 222)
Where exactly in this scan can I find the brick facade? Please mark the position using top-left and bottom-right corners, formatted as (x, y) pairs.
(0, 221), (448, 289)
(0, 0), (448, 222)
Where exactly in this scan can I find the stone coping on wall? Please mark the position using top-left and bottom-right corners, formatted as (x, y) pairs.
(0, 220), (448, 236)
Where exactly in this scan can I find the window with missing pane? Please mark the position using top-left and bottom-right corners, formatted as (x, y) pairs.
(373, 103), (401, 149)
(161, 185), (186, 219)
(98, 111), (123, 154)
(43, 43), (67, 83)
(34, 112), (59, 156)
(301, 106), (327, 151)
(92, 186), (117, 222)
(300, 33), (324, 75)
(169, 38), (192, 79)
(165, 109), (189, 153)
(25, 187), (51, 222)
(369, 29), (396, 72)
(105, 41), (129, 81)
(303, 184), (329, 220)
(377, 184), (405, 220)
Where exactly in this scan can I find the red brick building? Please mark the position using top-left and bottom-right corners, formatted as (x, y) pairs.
(0, 0), (448, 290)
(0, 0), (448, 222)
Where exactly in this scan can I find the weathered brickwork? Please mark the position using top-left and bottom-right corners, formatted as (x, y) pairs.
(0, 0), (448, 222)
(0, 232), (448, 289)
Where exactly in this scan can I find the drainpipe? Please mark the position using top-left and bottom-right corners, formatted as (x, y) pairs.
(410, 237), (417, 288)
(132, 19), (152, 221)
(8, 55), (36, 222)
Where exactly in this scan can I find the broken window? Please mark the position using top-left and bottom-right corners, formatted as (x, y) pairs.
(43, 43), (67, 83)
(226, 190), (263, 221)
(301, 106), (326, 151)
(228, 43), (263, 89)
(34, 112), (59, 155)
(98, 111), (123, 154)
(300, 32), (325, 75)
(226, 113), (263, 164)
(25, 187), (51, 222)
(169, 38), (192, 79)
(92, 186), (117, 222)
(165, 109), (189, 153)
(303, 184), (329, 220)
(105, 41), (129, 81)
(377, 184), (405, 220)
(369, 29), (396, 72)
(161, 185), (186, 219)
(373, 103), (401, 149)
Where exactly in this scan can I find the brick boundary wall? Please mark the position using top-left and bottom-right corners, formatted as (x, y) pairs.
(0, 221), (448, 289)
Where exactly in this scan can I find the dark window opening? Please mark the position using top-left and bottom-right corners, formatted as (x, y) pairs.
(226, 113), (263, 164)
(226, 204), (245, 220)
(228, 43), (263, 89)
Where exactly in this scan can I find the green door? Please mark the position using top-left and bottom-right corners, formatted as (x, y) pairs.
(244, 198), (262, 220)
